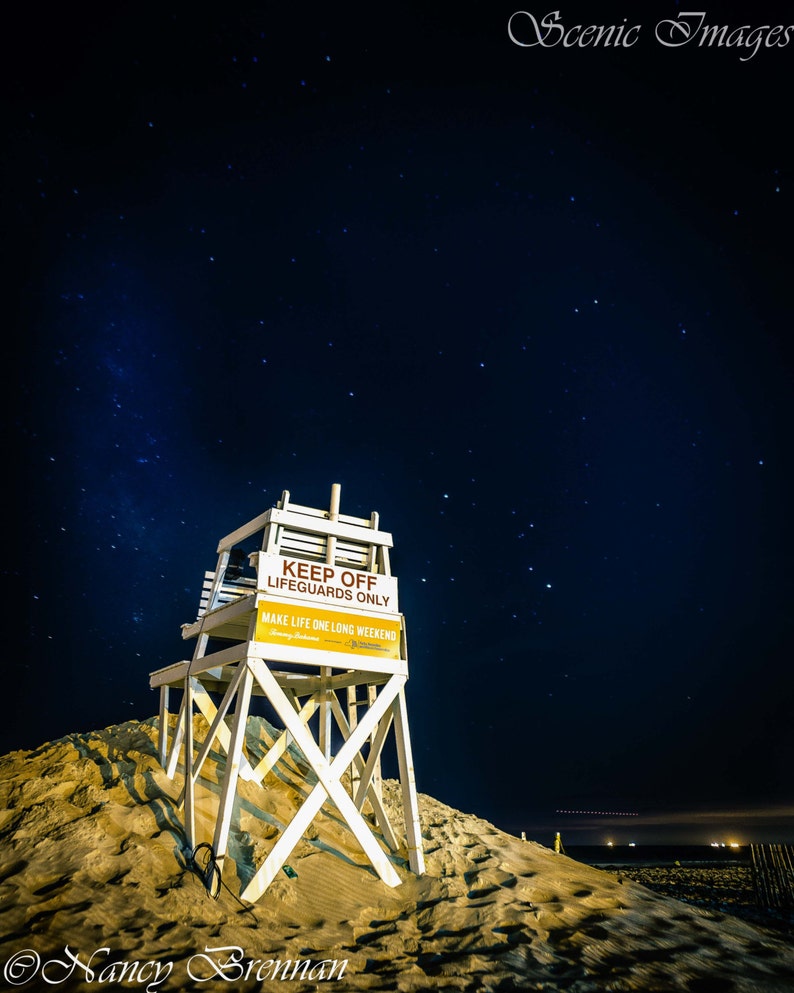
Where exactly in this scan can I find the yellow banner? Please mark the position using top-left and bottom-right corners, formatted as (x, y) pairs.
(255, 601), (402, 659)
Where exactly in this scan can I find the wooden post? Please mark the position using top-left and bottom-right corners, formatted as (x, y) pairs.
(183, 676), (195, 849)
(393, 688), (425, 875)
(318, 666), (331, 761)
(319, 482), (341, 761)
(158, 685), (170, 766)
(212, 664), (254, 866)
(165, 692), (186, 779)
(346, 684), (361, 797)
(368, 683), (382, 800)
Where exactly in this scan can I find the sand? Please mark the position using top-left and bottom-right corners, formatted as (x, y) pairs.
(602, 863), (793, 938)
(1, 716), (794, 992)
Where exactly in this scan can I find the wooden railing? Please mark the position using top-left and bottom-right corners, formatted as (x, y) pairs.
(197, 571), (257, 617)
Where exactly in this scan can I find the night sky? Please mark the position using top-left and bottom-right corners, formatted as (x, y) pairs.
(4, 2), (793, 845)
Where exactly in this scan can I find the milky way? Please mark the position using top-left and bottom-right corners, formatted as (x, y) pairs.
(4, 2), (793, 842)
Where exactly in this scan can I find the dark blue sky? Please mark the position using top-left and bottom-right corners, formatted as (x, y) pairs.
(4, 2), (793, 843)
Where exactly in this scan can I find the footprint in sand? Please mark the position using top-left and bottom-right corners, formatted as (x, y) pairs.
(353, 925), (398, 946)
(686, 978), (737, 992)
(31, 875), (71, 897)
(492, 922), (532, 945)
(742, 942), (780, 960)
(465, 844), (493, 863)
(104, 869), (130, 885)
(416, 896), (447, 912)
(0, 859), (27, 884)
(526, 887), (563, 905)
(416, 951), (447, 976)
(465, 868), (518, 899)
(27, 900), (93, 931)
(433, 924), (481, 938)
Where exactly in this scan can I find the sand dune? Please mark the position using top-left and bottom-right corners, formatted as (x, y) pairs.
(1, 716), (793, 992)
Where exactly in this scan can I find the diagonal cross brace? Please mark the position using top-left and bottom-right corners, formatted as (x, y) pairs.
(251, 692), (319, 782)
(178, 668), (247, 810)
(189, 675), (258, 783)
(329, 693), (399, 850)
(240, 659), (405, 901)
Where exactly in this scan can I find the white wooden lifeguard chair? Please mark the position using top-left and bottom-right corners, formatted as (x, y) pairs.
(149, 484), (424, 902)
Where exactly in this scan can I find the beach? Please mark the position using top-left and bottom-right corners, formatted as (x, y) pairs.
(595, 860), (793, 940)
(2, 716), (794, 992)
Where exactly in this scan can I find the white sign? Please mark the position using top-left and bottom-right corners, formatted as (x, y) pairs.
(255, 553), (399, 613)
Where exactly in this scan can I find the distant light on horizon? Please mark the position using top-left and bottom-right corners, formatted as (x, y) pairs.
(556, 809), (639, 817)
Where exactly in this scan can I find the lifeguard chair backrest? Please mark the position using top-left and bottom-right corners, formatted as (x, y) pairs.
(260, 490), (391, 575)
(195, 571), (256, 618)
(192, 487), (392, 622)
